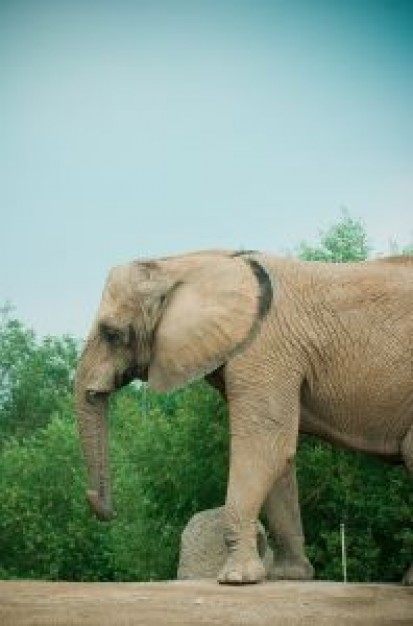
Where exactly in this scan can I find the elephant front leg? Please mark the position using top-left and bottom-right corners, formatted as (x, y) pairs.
(218, 402), (299, 584)
(265, 458), (314, 580)
(218, 437), (270, 584)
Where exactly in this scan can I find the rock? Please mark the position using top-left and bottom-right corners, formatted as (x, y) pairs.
(177, 506), (273, 580)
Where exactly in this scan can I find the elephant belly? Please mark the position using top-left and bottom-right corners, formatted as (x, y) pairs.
(299, 379), (411, 460)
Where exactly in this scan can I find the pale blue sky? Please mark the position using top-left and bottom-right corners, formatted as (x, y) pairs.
(1, 0), (412, 337)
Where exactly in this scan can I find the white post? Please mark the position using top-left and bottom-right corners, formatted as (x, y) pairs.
(340, 522), (347, 583)
(141, 383), (148, 418)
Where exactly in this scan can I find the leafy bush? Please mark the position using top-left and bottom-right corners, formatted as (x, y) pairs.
(298, 209), (369, 262)
(0, 408), (114, 580)
(108, 383), (228, 580)
(0, 311), (78, 443)
(298, 438), (413, 582)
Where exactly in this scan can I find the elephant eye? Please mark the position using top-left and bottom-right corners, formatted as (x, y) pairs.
(100, 324), (124, 346)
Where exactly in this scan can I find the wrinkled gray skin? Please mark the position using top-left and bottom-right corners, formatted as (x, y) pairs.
(75, 251), (413, 585)
(177, 506), (274, 580)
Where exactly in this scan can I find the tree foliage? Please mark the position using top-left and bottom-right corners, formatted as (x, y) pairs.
(298, 209), (369, 262)
(0, 309), (78, 444)
(297, 438), (412, 582)
(108, 383), (228, 580)
(0, 213), (411, 583)
(0, 413), (114, 580)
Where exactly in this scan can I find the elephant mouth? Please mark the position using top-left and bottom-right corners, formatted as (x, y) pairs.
(86, 364), (149, 402)
(118, 366), (137, 388)
(117, 364), (149, 388)
(136, 365), (149, 382)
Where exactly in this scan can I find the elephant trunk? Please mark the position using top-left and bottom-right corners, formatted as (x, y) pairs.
(75, 365), (113, 522)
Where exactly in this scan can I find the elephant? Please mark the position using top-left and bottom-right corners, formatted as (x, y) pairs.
(177, 506), (274, 580)
(75, 250), (413, 585)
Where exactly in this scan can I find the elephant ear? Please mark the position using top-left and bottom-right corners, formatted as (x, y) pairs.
(148, 254), (272, 392)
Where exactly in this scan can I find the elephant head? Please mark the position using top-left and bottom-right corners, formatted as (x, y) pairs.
(75, 251), (272, 520)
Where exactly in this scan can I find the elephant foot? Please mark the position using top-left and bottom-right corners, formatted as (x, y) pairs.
(217, 555), (266, 585)
(402, 565), (413, 586)
(269, 556), (314, 581)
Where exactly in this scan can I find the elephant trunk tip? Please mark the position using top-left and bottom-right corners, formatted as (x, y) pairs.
(86, 489), (114, 522)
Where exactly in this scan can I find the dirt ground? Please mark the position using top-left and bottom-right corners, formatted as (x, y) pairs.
(0, 580), (412, 626)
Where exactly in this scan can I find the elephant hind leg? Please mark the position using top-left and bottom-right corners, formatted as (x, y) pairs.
(401, 426), (413, 585)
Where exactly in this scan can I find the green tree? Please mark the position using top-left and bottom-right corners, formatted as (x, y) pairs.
(299, 210), (369, 262)
(0, 309), (78, 443)
(108, 382), (229, 580)
(0, 410), (114, 580)
(298, 439), (412, 582)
